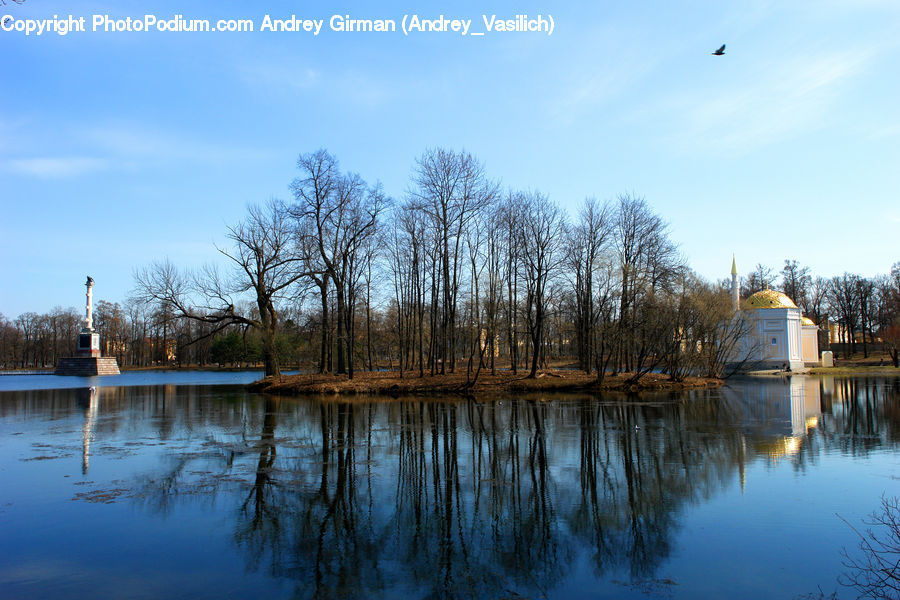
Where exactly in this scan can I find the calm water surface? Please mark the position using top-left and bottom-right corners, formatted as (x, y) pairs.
(0, 374), (897, 599)
(0, 369), (294, 392)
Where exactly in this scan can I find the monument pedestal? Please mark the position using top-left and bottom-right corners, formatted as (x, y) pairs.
(55, 356), (120, 376)
(77, 330), (101, 357)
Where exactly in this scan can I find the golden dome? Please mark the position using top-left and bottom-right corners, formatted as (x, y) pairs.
(800, 316), (816, 326)
(742, 289), (798, 310)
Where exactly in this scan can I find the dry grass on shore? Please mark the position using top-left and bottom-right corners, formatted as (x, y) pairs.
(806, 350), (899, 374)
(248, 369), (722, 398)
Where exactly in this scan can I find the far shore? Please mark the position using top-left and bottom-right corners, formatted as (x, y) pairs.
(806, 365), (900, 375)
(3, 362), (897, 393)
(248, 370), (723, 398)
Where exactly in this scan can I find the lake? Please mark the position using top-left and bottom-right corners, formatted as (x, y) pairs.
(0, 372), (897, 599)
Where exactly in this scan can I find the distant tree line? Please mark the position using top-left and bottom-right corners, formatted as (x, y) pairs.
(0, 299), (310, 370)
(3, 148), (899, 373)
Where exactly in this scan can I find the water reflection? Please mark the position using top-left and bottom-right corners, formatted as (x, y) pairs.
(1, 376), (897, 599)
(77, 386), (98, 474)
(819, 376), (900, 454)
(718, 376), (900, 470)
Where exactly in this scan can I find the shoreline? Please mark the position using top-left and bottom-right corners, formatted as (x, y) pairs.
(746, 366), (900, 377)
(806, 366), (900, 375)
(248, 370), (723, 398)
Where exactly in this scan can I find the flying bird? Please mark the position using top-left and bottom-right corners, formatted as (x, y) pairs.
(712, 44), (726, 56)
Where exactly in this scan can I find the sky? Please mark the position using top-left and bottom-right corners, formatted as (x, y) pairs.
(1, 0), (899, 318)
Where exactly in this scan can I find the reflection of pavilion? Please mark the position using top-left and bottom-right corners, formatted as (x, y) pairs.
(722, 376), (822, 461)
(76, 386), (99, 474)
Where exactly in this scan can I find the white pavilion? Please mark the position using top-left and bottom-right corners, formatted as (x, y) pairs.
(731, 258), (819, 371)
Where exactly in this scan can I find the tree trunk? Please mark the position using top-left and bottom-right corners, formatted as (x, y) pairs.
(336, 287), (346, 374)
(261, 308), (280, 377)
(528, 309), (542, 378)
(366, 275), (373, 372)
(318, 279), (329, 374)
(345, 294), (355, 380)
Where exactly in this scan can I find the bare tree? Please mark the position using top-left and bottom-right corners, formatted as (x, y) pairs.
(386, 202), (430, 377)
(666, 276), (757, 379)
(499, 191), (523, 374)
(591, 259), (620, 383)
(135, 199), (304, 377)
(875, 264), (900, 366)
(482, 201), (508, 375)
(856, 277), (875, 358)
(14, 312), (39, 368)
(805, 275), (832, 351)
(463, 208), (488, 384)
(0, 313), (21, 369)
(743, 263), (776, 297)
(781, 259), (811, 306)
(291, 149), (387, 379)
(567, 197), (613, 373)
(409, 148), (497, 374)
(612, 193), (681, 375)
(829, 273), (861, 358)
(519, 191), (566, 378)
(839, 496), (900, 600)
(295, 215), (332, 373)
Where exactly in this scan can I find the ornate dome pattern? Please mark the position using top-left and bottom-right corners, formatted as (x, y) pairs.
(742, 289), (798, 310)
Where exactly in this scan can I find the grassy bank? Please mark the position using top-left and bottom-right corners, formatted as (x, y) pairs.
(806, 366), (900, 375)
(807, 352), (899, 375)
(248, 370), (722, 398)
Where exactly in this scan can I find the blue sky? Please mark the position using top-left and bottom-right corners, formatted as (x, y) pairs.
(2, 0), (899, 317)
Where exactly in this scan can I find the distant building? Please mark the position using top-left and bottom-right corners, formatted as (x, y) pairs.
(826, 321), (876, 345)
(731, 258), (819, 370)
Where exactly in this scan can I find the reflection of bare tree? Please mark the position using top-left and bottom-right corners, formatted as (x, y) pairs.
(235, 398), (279, 570)
(94, 377), (899, 598)
(815, 377), (899, 456)
(570, 398), (745, 582)
(839, 495), (900, 600)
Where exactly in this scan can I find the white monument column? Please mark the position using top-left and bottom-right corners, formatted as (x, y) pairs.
(56, 276), (120, 375)
(84, 276), (94, 331)
(77, 276), (101, 357)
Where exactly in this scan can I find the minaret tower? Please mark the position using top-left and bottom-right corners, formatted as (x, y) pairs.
(731, 255), (740, 313)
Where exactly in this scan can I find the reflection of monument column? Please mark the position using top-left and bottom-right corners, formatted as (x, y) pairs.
(80, 386), (99, 474)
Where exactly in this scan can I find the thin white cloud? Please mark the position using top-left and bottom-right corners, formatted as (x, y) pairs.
(4, 157), (109, 177)
(549, 24), (664, 124)
(1, 114), (270, 177)
(83, 123), (265, 163)
(554, 57), (657, 121)
(653, 48), (874, 153)
(238, 61), (321, 94)
(866, 122), (900, 140)
(237, 58), (395, 109)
